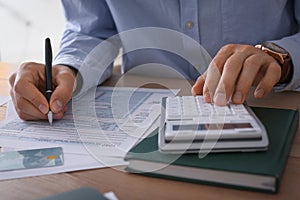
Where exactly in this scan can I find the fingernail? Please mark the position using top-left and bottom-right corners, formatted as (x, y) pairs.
(255, 88), (265, 98)
(39, 104), (48, 114)
(204, 92), (212, 102)
(233, 91), (243, 103)
(214, 93), (227, 105)
(52, 100), (63, 112)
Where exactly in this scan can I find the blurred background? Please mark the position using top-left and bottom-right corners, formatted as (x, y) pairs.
(0, 0), (65, 64)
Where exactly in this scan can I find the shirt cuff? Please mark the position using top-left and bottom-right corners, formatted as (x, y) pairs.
(53, 55), (113, 98)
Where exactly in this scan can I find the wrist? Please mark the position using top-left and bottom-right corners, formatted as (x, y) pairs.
(255, 42), (293, 84)
(56, 64), (77, 77)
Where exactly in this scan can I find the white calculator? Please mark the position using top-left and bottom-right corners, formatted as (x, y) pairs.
(158, 96), (269, 154)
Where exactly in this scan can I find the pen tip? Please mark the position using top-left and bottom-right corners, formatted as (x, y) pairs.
(48, 111), (53, 125)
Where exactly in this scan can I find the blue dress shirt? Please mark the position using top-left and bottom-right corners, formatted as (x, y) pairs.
(54, 0), (300, 94)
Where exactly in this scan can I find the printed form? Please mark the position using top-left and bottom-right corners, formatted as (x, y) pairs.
(0, 96), (10, 106)
(0, 86), (177, 180)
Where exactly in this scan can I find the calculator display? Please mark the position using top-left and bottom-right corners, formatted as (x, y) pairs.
(172, 123), (253, 131)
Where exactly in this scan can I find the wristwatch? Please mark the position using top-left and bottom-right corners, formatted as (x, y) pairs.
(255, 42), (292, 83)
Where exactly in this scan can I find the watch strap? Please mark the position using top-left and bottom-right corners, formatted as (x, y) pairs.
(255, 42), (292, 83)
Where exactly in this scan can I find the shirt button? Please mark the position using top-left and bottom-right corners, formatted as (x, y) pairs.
(185, 21), (194, 29)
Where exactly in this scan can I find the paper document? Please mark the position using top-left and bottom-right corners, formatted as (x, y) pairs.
(0, 86), (177, 180)
(0, 96), (10, 106)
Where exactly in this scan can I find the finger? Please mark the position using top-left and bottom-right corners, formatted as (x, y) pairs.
(53, 106), (68, 120)
(202, 45), (234, 103)
(12, 63), (49, 114)
(254, 62), (281, 98)
(191, 73), (206, 95)
(50, 66), (76, 113)
(11, 95), (48, 121)
(13, 78), (49, 114)
(16, 112), (47, 121)
(8, 72), (16, 87)
(202, 61), (223, 103)
(213, 52), (247, 105)
(15, 102), (67, 121)
(231, 54), (262, 104)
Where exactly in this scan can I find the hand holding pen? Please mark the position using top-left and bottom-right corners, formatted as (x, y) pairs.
(9, 42), (77, 121)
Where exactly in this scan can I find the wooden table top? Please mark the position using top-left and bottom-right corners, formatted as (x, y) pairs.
(0, 63), (299, 200)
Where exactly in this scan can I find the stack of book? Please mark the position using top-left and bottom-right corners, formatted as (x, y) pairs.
(124, 107), (298, 193)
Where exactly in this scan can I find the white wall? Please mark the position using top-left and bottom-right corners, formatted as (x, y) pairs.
(0, 0), (65, 64)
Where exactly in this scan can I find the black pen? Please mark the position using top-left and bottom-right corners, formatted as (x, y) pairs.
(45, 38), (53, 125)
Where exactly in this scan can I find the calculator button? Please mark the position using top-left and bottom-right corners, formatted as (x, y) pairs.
(230, 104), (249, 115)
(165, 96), (253, 122)
(213, 105), (232, 116)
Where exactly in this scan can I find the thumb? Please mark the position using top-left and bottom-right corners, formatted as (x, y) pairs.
(50, 65), (76, 113)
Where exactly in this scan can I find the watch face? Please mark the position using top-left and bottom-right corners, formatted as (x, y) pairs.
(262, 42), (288, 54)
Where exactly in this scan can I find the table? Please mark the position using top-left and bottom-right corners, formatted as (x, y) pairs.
(0, 63), (300, 200)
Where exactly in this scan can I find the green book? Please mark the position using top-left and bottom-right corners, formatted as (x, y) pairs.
(124, 107), (299, 193)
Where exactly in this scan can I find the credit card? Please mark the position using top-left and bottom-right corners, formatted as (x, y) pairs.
(0, 147), (63, 172)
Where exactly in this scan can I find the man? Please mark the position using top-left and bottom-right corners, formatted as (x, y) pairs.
(9, 0), (300, 121)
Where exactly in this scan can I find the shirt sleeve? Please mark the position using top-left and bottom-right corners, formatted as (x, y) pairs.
(272, 0), (300, 92)
(53, 0), (121, 97)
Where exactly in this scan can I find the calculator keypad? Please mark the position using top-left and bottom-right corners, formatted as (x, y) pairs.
(166, 96), (250, 121)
